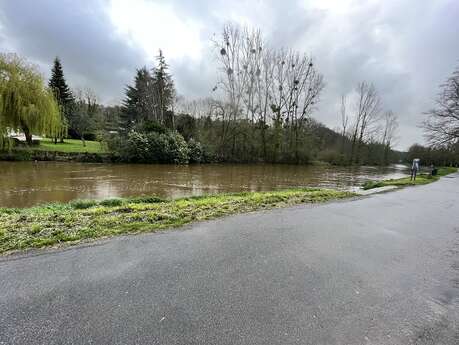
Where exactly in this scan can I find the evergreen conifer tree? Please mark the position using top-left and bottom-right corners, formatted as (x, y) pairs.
(152, 50), (175, 127)
(48, 57), (73, 141)
(121, 67), (155, 131)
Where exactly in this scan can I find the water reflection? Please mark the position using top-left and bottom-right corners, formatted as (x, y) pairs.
(0, 161), (409, 208)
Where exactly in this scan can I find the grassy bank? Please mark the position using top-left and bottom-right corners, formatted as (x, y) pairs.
(362, 167), (457, 190)
(32, 139), (105, 153)
(0, 139), (109, 162)
(0, 188), (354, 255)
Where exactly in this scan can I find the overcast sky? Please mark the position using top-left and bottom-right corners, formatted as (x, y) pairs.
(1, 0), (458, 150)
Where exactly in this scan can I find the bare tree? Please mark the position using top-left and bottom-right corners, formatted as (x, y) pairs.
(212, 23), (324, 161)
(70, 88), (98, 147)
(381, 110), (399, 164)
(339, 95), (349, 153)
(350, 81), (381, 163)
(423, 66), (459, 147)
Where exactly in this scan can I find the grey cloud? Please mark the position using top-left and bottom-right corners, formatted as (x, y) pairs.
(0, 0), (146, 103)
(1, 0), (458, 149)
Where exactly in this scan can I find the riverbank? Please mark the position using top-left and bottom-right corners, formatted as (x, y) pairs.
(362, 167), (457, 190)
(0, 138), (111, 162)
(0, 188), (354, 255)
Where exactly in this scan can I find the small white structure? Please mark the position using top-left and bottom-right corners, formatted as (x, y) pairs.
(8, 130), (43, 142)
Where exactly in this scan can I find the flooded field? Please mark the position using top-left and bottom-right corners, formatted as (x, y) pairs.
(0, 161), (409, 208)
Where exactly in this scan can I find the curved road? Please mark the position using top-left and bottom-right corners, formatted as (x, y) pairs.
(1, 174), (458, 345)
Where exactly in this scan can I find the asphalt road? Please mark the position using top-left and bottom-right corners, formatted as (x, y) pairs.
(1, 175), (458, 345)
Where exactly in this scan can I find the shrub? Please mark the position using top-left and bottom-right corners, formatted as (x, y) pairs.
(188, 138), (203, 163)
(163, 131), (190, 164)
(110, 130), (190, 164)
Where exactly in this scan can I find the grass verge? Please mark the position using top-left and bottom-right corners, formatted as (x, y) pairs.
(0, 189), (354, 255)
(362, 167), (457, 190)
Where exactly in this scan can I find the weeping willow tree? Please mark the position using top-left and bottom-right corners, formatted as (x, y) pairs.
(0, 53), (63, 148)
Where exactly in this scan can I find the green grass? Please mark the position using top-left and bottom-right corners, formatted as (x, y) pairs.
(0, 189), (354, 255)
(34, 139), (105, 153)
(436, 166), (458, 176)
(362, 167), (457, 190)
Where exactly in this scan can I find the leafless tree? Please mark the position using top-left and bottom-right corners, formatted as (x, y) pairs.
(212, 23), (324, 161)
(381, 110), (398, 163)
(423, 66), (459, 147)
(175, 96), (216, 118)
(350, 81), (382, 163)
(339, 95), (349, 153)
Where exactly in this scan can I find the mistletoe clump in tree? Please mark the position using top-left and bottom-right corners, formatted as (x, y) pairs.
(0, 53), (63, 147)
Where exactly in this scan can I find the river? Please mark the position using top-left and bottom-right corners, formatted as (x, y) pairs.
(0, 161), (409, 208)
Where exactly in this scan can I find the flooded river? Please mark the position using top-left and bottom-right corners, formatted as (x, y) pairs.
(0, 161), (409, 208)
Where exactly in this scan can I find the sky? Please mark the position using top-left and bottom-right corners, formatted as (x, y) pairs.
(0, 0), (458, 150)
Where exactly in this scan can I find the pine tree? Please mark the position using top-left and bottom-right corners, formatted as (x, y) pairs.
(121, 67), (155, 131)
(49, 57), (73, 109)
(152, 50), (175, 127)
(49, 57), (73, 141)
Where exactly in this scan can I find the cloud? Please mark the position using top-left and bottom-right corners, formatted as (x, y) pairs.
(1, 0), (458, 149)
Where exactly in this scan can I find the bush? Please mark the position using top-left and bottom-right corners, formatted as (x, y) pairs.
(110, 130), (191, 164)
(188, 138), (203, 163)
(163, 131), (190, 164)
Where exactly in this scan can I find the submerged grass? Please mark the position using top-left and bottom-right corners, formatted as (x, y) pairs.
(0, 188), (354, 255)
(362, 167), (457, 190)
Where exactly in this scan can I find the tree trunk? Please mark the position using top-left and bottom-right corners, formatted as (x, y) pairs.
(21, 122), (33, 146)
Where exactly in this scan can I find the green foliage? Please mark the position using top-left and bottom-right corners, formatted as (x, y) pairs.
(362, 180), (386, 190)
(116, 130), (190, 164)
(121, 67), (154, 130)
(0, 188), (354, 254)
(48, 57), (74, 107)
(437, 166), (457, 176)
(0, 53), (63, 146)
(143, 120), (166, 134)
(70, 199), (98, 209)
(121, 52), (175, 131)
(152, 50), (175, 124)
(175, 114), (197, 141)
(407, 144), (459, 167)
(127, 196), (165, 204)
(188, 138), (203, 163)
(99, 198), (123, 207)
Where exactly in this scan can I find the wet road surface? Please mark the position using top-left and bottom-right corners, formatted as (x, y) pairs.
(0, 174), (458, 344)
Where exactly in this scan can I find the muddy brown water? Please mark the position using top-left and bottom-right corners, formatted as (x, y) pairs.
(0, 161), (409, 208)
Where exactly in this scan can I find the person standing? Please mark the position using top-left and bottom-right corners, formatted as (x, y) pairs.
(411, 158), (420, 181)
